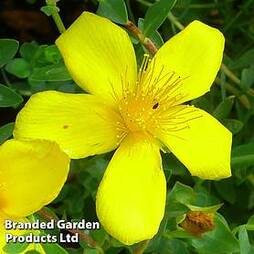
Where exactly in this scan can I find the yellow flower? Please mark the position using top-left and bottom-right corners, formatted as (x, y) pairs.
(0, 139), (70, 252)
(14, 12), (232, 245)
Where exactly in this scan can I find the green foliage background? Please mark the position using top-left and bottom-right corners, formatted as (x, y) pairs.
(0, 0), (254, 253)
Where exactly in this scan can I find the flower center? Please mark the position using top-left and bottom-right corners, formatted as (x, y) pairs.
(118, 88), (160, 132)
(113, 54), (198, 143)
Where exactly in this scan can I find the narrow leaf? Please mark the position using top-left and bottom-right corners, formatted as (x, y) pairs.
(213, 96), (234, 120)
(246, 215), (254, 231)
(232, 142), (254, 168)
(138, 18), (164, 48)
(240, 66), (254, 90)
(97, 0), (128, 24)
(229, 48), (254, 70)
(239, 226), (251, 254)
(222, 119), (243, 135)
(143, 0), (177, 36)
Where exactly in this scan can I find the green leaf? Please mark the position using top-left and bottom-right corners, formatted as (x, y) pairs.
(164, 229), (193, 239)
(44, 45), (62, 64)
(89, 228), (108, 246)
(168, 182), (195, 205)
(29, 63), (71, 82)
(187, 203), (223, 213)
(213, 96), (234, 120)
(229, 48), (254, 70)
(5, 58), (31, 78)
(214, 179), (236, 204)
(166, 202), (189, 218)
(97, 0), (128, 24)
(246, 215), (254, 231)
(194, 185), (220, 207)
(20, 42), (39, 61)
(232, 142), (254, 168)
(192, 214), (239, 254)
(148, 237), (190, 254)
(138, 18), (164, 48)
(0, 84), (23, 107)
(42, 243), (68, 254)
(239, 226), (251, 254)
(240, 66), (254, 90)
(25, 44), (62, 67)
(0, 39), (19, 68)
(222, 119), (243, 134)
(3, 241), (29, 254)
(40, 5), (60, 16)
(25, 251), (41, 254)
(191, 96), (211, 113)
(143, 0), (177, 36)
(83, 248), (100, 254)
(0, 122), (14, 144)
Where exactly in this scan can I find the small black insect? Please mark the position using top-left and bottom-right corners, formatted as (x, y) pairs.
(152, 102), (159, 109)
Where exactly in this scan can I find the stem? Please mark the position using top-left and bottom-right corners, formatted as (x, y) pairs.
(221, 63), (240, 85)
(38, 208), (103, 253)
(45, 0), (66, 34)
(232, 154), (254, 167)
(221, 64), (254, 96)
(215, 77), (251, 109)
(125, 21), (145, 42)
(167, 11), (184, 30)
(133, 240), (149, 254)
(124, 21), (158, 55)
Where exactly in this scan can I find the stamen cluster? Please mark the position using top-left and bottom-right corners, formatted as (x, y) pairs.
(113, 54), (199, 143)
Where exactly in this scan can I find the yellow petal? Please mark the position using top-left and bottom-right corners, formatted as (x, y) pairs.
(0, 139), (70, 217)
(155, 106), (232, 179)
(0, 213), (23, 254)
(0, 213), (26, 253)
(0, 214), (6, 251)
(151, 20), (224, 104)
(56, 12), (137, 105)
(0, 213), (27, 252)
(14, 91), (120, 159)
(96, 134), (166, 245)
